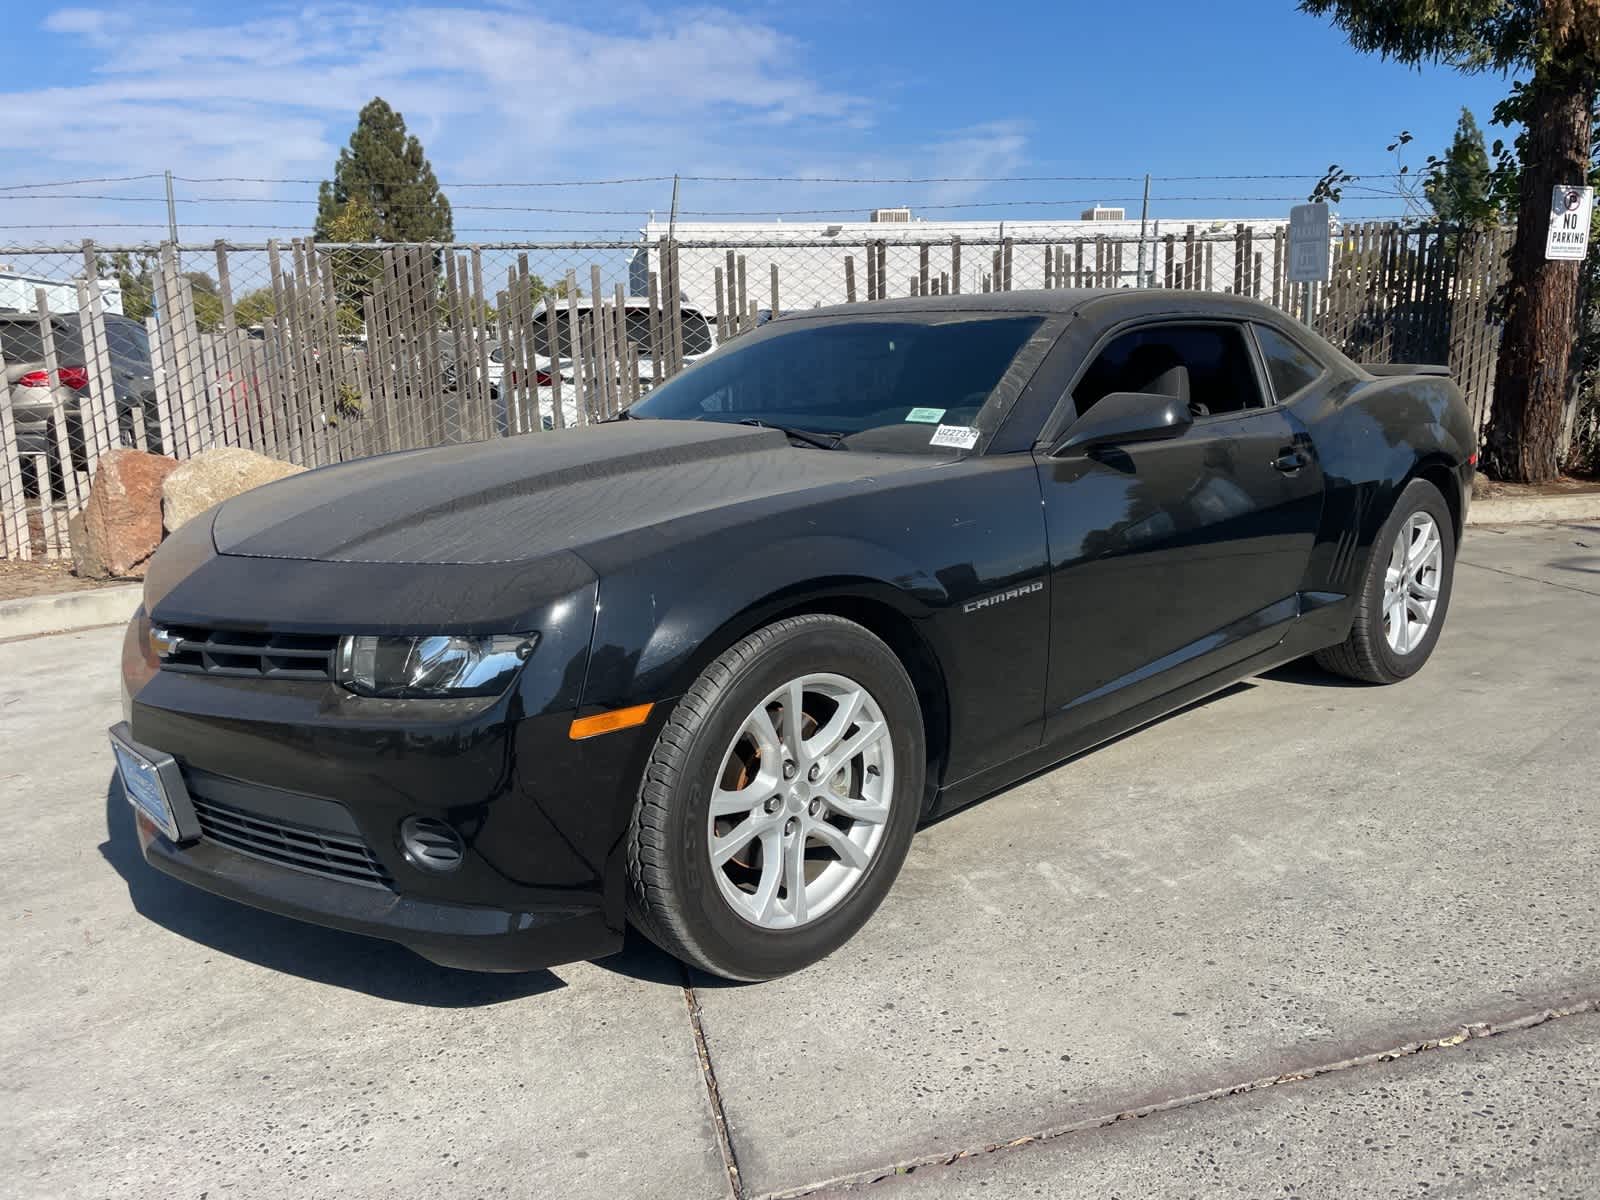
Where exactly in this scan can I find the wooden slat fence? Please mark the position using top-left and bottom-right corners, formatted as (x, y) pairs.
(1, 223), (1518, 560)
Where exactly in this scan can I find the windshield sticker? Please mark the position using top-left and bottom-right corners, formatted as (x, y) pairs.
(929, 424), (980, 450)
(905, 406), (946, 424)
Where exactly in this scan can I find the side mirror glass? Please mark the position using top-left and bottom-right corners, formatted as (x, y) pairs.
(1051, 391), (1193, 456)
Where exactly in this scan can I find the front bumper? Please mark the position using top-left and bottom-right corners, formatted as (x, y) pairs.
(119, 597), (664, 973)
(134, 808), (618, 971)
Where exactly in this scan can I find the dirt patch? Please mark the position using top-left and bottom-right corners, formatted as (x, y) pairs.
(1472, 474), (1600, 502)
(0, 559), (127, 602)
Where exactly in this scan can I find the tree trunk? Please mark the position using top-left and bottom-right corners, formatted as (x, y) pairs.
(1481, 75), (1595, 483)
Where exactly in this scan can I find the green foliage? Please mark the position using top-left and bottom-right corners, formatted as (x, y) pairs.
(1296, 1), (1542, 74)
(1424, 108), (1497, 225)
(98, 250), (157, 323)
(320, 195), (380, 243)
(335, 302), (365, 337)
(315, 98), (453, 244)
(183, 272), (223, 332)
(232, 287), (276, 329)
(94, 253), (225, 330)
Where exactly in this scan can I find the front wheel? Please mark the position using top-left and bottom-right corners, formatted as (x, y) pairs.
(1315, 477), (1456, 684)
(626, 614), (924, 981)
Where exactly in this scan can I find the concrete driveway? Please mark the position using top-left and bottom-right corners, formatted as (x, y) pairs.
(3, 522), (1597, 1199)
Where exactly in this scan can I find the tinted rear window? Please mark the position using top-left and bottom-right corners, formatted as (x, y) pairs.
(1253, 324), (1324, 400)
(0, 318), (84, 364)
(630, 315), (1044, 452)
(526, 307), (713, 359)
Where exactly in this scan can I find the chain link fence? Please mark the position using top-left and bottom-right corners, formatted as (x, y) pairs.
(1, 220), (1512, 561)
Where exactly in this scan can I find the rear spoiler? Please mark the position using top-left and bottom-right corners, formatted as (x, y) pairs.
(1363, 363), (1451, 378)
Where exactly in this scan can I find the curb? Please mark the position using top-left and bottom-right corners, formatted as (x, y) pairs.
(1467, 493), (1600, 526)
(0, 585), (140, 641)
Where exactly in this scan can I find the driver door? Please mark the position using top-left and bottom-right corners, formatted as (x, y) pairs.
(1035, 320), (1325, 743)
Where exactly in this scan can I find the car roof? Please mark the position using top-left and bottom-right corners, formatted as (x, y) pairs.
(0, 310), (86, 326)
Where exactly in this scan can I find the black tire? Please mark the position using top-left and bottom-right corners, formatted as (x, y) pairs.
(1315, 477), (1456, 684)
(626, 614), (924, 981)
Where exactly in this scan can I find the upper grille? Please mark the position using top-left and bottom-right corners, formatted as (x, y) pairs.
(190, 793), (394, 890)
(160, 626), (339, 681)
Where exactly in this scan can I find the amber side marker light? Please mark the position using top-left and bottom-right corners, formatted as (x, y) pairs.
(569, 703), (654, 740)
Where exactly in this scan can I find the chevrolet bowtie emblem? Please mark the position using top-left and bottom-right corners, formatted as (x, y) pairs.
(148, 626), (181, 659)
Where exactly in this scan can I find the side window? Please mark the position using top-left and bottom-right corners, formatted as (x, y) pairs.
(1253, 324), (1324, 402)
(1072, 324), (1265, 420)
(0, 321), (45, 363)
(106, 322), (150, 366)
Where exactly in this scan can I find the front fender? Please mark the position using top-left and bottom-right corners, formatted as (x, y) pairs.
(582, 533), (943, 711)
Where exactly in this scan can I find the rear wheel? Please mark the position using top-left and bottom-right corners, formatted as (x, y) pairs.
(626, 615), (924, 981)
(1315, 478), (1455, 684)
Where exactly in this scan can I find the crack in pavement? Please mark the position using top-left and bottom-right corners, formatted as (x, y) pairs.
(754, 997), (1600, 1199)
(682, 968), (745, 1200)
(1458, 557), (1600, 598)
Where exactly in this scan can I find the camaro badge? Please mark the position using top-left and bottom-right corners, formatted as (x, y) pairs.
(963, 580), (1044, 614)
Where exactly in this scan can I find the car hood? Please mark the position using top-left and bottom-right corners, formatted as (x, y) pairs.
(211, 420), (928, 565)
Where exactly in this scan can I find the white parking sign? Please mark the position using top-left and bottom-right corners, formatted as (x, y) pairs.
(1546, 185), (1593, 260)
(1288, 203), (1331, 283)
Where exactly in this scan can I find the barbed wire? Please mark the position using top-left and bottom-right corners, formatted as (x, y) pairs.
(0, 173), (166, 192)
(0, 197), (1412, 215)
(2, 169), (1422, 194)
(171, 171), (1416, 186)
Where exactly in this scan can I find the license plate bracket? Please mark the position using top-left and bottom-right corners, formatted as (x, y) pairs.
(108, 722), (201, 843)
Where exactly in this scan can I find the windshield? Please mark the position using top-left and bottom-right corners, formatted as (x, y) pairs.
(628, 315), (1044, 453)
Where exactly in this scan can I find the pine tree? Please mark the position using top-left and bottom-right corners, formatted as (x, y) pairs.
(315, 98), (453, 244)
(1425, 108), (1496, 227)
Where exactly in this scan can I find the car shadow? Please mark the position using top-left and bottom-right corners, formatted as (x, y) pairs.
(593, 929), (696, 988)
(99, 775), (566, 1007)
(1260, 658), (1373, 688)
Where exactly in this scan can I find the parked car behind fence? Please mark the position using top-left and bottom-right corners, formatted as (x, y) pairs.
(494, 297), (717, 432)
(1, 311), (160, 495)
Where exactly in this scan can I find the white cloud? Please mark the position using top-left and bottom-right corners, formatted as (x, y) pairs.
(1, 4), (1029, 243)
(924, 121), (1030, 205)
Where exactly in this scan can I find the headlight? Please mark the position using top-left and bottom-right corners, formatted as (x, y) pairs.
(336, 633), (537, 698)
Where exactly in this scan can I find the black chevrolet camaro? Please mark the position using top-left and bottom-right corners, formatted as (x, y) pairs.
(112, 290), (1473, 981)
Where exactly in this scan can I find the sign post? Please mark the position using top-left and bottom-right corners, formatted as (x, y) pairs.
(1288, 202), (1331, 325)
(1545, 185), (1593, 261)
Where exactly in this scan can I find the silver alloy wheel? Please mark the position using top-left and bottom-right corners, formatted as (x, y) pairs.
(1383, 511), (1443, 655)
(706, 672), (895, 930)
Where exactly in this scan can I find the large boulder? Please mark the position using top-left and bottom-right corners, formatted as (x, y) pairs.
(162, 447), (305, 533)
(70, 449), (179, 579)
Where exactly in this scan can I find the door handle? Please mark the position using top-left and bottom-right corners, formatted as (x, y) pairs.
(1272, 449), (1310, 473)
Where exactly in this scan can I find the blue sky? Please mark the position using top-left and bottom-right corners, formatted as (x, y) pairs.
(0, 0), (1517, 243)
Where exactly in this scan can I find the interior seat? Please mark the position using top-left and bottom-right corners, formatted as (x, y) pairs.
(1123, 345), (1205, 416)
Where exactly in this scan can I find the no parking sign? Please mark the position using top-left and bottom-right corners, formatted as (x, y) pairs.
(1545, 185), (1593, 260)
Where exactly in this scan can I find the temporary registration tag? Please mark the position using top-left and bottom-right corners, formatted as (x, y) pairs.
(928, 424), (980, 450)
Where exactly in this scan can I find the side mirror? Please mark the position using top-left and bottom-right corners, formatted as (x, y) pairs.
(1051, 391), (1193, 456)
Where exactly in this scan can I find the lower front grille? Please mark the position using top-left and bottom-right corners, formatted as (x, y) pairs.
(190, 794), (394, 890)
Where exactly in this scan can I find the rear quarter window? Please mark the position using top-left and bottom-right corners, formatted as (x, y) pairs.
(1253, 324), (1325, 401)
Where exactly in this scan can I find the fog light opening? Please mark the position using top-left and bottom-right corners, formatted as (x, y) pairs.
(399, 816), (465, 872)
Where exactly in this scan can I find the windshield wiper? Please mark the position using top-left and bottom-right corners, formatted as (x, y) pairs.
(738, 417), (849, 450)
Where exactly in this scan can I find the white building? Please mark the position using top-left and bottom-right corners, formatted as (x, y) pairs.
(629, 211), (1293, 318)
(0, 269), (123, 316)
